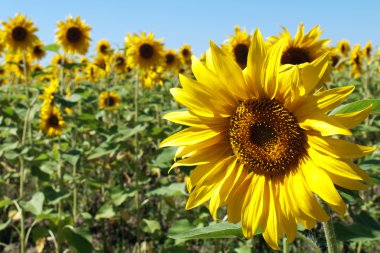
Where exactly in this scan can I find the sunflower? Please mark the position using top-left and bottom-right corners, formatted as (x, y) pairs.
(56, 16), (91, 55)
(363, 41), (372, 60)
(337, 39), (350, 57)
(140, 66), (164, 88)
(99, 91), (121, 110)
(39, 79), (59, 106)
(40, 105), (65, 137)
(223, 26), (251, 69)
(30, 41), (46, 61)
(85, 63), (106, 83)
(111, 52), (128, 74)
(268, 23), (330, 65)
(51, 54), (70, 67)
(31, 64), (44, 74)
(126, 32), (164, 70)
(163, 49), (180, 72)
(160, 30), (375, 249)
(96, 39), (112, 57)
(179, 44), (192, 65)
(4, 52), (32, 79)
(0, 31), (5, 56)
(2, 13), (38, 52)
(350, 44), (362, 78)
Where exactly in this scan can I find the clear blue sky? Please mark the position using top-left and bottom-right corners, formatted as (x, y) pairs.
(1, 0), (379, 63)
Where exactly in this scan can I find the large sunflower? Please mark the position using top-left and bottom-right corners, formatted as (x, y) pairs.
(126, 32), (164, 70)
(160, 30), (375, 249)
(40, 105), (65, 137)
(2, 13), (38, 52)
(268, 23), (330, 65)
(56, 16), (91, 55)
(223, 26), (251, 69)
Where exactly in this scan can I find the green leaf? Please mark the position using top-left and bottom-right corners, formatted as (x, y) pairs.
(335, 211), (380, 242)
(43, 186), (71, 205)
(62, 150), (81, 167)
(153, 147), (177, 168)
(169, 222), (254, 240)
(95, 203), (115, 220)
(168, 219), (193, 236)
(0, 219), (11, 231)
(330, 99), (380, 115)
(43, 44), (60, 53)
(359, 160), (380, 171)
(147, 182), (186, 197)
(20, 192), (45, 215)
(63, 226), (93, 253)
(56, 94), (81, 108)
(31, 226), (50, 241)
(143, 219), (161, 234)
(31, 166), (50, 182)
(87, 143), (120, 160)
(110, 187), (135, 206)
(0, 198), (13, 208)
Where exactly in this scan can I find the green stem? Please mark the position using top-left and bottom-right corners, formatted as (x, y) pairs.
(134, 72), (141, 253)
(320, 200), (339, 253)
(73, 162), (77, 223)
(13, 200), (25, 253)
(48, 229), (59, 253)
(283, 237), (289, 253)
(297, 232), (322, 253)
(19, 156), (25, 199)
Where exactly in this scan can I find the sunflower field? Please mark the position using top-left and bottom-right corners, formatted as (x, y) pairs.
(0, 14), (380, 253)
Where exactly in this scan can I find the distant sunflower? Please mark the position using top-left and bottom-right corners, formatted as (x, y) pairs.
(224, 26), (251, 69)
(2, 13), (38, 52)
(99, 91), (121, 110)
(164, 49), (180, 72)
(112, 52), (128, 73)
(161, 30), (375, 249)
(51, 54), (70, 67)
(350, 44), (362, 78)
(126, 32), (164, 69)
(93, 55), (109, 70)
(39, 79), (59, 106)
(268, 23), (330, 65)
(337, 39), (350, 57)
(40, 105), (65, 137)
(329, 48), (342, 69)
(56, 16), (91, 55)
(179, 44), (192, 65)
(96, 39), (112, 57)
(140, 66), (164, 88)
(85, 63), (105, 83)
(363, 41), (372, 60)
(4, 52), (32, 78)
(30, 41), (46, 61)
(31, 64), (44, 74)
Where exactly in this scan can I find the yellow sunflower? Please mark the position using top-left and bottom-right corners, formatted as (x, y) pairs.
(163, 49), (180, 72)
(39, 79), (59, 106)
(337, 39), (350, 57)
(350, 44), (362, 78)
(31, 64), (44, 74)
(2, 13), (38, 52)
(268, 23), (330, 65)
(363, 41), (372, 60)
(4, 52), (32, 79)
(179, 44), (192, 65)
(111, 52), (128, 74)
(39, 105), (65, 137)
(51, 53), (70, 67)
(96, 39), (112, 57)
(140, 66), (164, 88)
(99, 91), (121, 110)
(56, 16), (91, 55)
(126, 32), (164, 70)
(30, 41), (46, 61)
(0, 31), (5, 56)
(160, 30), (375, 249)
(85, 63), (106, 83)
(223, 26), (251, 69)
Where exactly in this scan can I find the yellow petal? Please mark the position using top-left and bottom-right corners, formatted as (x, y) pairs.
(227, 173), (253, 223)
(263, 39), (284, 99)
(163, 110), (230, 128)
(262, 180), (280, 250)
(323, 171), (369, 190)
(302, 159), (346, 215)
(331, 105), (372, 129)
(308, 135), (376, 159)
(299, 112), (352, 136)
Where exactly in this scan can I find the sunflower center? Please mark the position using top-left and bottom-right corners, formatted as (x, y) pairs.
(49, 115), (59, 127)
(12, 26), (28, 42)
(139, 43), (154, 59)
(182, 49), (190, 57)
(66, 27), (82, 43)
(100, 45), (108, 54)
(281, 47), (311, 65)
(233, 43), (249, 69)
(166, 54), (175, 64)
(34, 46), (43, 56)
(116, 57), (125, 66)
(229, 98), (307, 177)
(106, 96), (116, 107)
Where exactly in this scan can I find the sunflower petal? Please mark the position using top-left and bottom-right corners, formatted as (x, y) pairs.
(263, 39), (284, 99)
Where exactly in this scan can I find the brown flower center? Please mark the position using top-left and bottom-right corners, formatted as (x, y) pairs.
(33, 45), (43, 56)
(166, 53), (175, 64)
(233, 43), (249, 69)
(229, 98), (307, 177)
(100, 44), (108, 54)
(66, 27), (82, 43)
(12, 26), (28, 42)
(106, 96), (116, 107)
(139, 43), (154, 59)
(49, 115), (59, 127)
(281, 47), (311, 65)
(182, 48), (190, 58)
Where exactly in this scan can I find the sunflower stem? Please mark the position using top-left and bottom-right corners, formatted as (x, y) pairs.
(13, 200), (26, 253)
(134, 71), (141, 253)
(282, 237), (289, 253)
(297, 232), (322, 253)
(320, 200), (339, 253)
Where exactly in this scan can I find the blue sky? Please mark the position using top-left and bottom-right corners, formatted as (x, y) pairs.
(1, 0), (379, 63)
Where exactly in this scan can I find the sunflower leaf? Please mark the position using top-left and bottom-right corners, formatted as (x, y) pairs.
(43, 44), (60, 53)
(330, 99), (380, 115)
